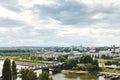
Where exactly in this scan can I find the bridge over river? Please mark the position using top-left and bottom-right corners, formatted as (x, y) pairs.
(15, 61), (63, 74)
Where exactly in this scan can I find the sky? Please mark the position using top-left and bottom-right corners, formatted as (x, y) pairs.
(0, 0), (120, 47)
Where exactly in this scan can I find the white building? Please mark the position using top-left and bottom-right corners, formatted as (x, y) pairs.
(68, 51), (83, 59)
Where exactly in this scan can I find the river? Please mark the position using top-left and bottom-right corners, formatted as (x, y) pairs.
(0, 60), (108, 80)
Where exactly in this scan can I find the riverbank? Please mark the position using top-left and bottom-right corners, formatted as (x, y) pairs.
(99, 72), (120, 76)
(62, 70), (89, 75)
(62, 70), (120, 76)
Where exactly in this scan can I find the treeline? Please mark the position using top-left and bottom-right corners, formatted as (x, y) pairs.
(0, 49), (30, 53)
(0, 52), (30, 56)
(0, 49), (32, 56)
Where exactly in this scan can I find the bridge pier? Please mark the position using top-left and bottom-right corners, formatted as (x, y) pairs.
(52, 65), (62, 74)
(42, 68), (49, 74)
(52, 70), (60, 74)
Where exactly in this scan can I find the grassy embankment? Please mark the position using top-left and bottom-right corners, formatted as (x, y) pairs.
(62, 70), (89, 75)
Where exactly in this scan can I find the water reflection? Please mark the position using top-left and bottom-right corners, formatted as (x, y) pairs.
(80, 74), (98, 80)
(52, 73), (80, 80)
(51, 73), (107, 80)
(98, 76), (106, 80)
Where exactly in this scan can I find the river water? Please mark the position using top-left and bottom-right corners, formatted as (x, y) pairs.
(0, 60), (108, 80)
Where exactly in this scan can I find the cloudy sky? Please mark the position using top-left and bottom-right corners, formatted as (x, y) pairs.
(0, 0), (120, 47)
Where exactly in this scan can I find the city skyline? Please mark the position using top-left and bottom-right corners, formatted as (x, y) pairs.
(0, 0), (120, 47)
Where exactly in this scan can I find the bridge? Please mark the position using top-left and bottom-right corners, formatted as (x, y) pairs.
(15, 61), (63, 74)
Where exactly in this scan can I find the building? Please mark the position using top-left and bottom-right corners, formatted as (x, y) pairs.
(68, 51), (83, 59)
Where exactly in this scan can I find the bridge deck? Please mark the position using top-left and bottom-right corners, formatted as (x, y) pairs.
(15, 61), (63, 69)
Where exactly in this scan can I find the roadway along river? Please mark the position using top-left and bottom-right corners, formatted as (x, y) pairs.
(0, 60), (108, 80)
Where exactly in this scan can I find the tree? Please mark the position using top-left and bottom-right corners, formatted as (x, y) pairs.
(31, 56), (37, 60)
(112, 61), (119, 66)
(101, 54), (113, 59)
(38, 57), (43, 61)
(105, 61), (112, 65)
(57, 56), (66, 62)
(85, 63), (98, 71)
(79, 55), (93, 64)
(20, 69), (37, 80)
(38, 72), (52, 80)
(46, 57), (55, 61)
(12, 61), (17, 80)
(49, 77), (53, 80)
(2, 58), (12, 80)
(93, 59), (99, 67)
(63, 59), (78, 69)
(105, 61), (119, 66)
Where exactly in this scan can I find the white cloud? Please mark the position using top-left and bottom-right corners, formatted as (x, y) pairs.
(0, 6), (18, 19)
(18, 0), (57, 8)
(81, 0), (120, 8)
(92, 13), (107, 19)
(0, 27), (8, 32)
